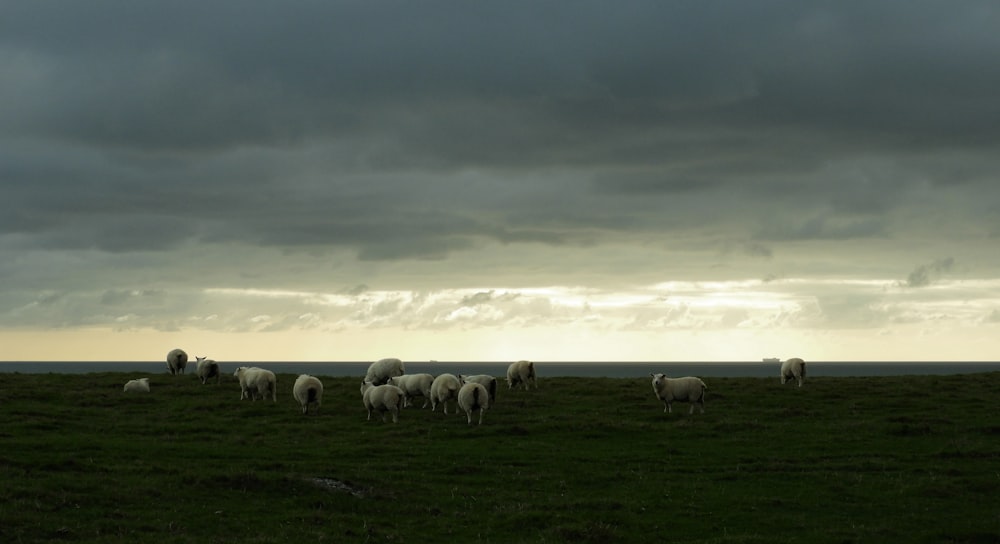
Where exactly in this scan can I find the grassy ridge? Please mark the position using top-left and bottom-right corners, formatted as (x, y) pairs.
(1, 370), (998, 543)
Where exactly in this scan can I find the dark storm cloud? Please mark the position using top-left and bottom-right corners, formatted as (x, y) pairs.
(3, 0), (1000, 263)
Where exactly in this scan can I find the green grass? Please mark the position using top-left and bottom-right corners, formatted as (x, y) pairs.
(1, 371), (998, 543)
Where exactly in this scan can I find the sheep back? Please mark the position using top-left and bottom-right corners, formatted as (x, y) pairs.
(388, 373), (434, 408)
(195, 356), (220, 384)
(460, 374), (498, 404)
(166, 348), (188, 375)
(430, 373), (462, 414)
(362, 383), (405, 423)
(506, 360), (536, 390)
(364, 357), (406, 386)
(458, 382), (490, 425)
(780, 358), (806, 387)
(123, 378), (150, 393)
(293, 374), (324, 415)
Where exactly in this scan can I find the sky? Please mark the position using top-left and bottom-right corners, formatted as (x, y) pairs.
(2, 1), (1000, 362)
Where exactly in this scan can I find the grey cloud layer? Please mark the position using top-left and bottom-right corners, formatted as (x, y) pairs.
(3, 1), (1000, 314)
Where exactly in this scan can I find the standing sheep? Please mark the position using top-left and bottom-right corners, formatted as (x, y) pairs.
(364, 357), (406, 386)
(388, 373), (435, 408)
(460, 374), (498, 405)
(780, 357), (806, 387)
(360, 381), (405, 423)
(650, 373), (707, 414)
(458, 382), (490, 425)
(233, 366), (277, 402)
(123, 378), (150, 393)
(293, 374), (324, 415)
(430, 373), (462, 414)
(506, 360), (537, 390)
(195, 356), (220, 384)
(166, 348), (188, 375)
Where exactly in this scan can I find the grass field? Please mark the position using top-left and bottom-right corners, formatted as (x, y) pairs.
(1, 370), (998, 543)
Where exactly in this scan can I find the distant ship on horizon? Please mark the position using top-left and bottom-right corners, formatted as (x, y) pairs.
(763, 357), (780, 363)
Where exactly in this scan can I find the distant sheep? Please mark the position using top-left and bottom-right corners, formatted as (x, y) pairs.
(166, 348), (188, 375)
(506, 360), (537, 390)
(293, 374), (324, 415)
(430, 373), (462, 414)
(458, 382), (490, 425)
(650, 373), (707, 414)
(123, 378), (150, 393)
(233, 366), (277, 402)
(364, 357), (406, 386)
(780, 358), (806, 387)
(460, 374), (497, 405)
(195, 356), (220, 384)
(388, 373), (434, 408)
(360, 381), (405, 423)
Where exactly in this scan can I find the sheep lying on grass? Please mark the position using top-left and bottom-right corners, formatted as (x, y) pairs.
(166, 348), (188, 375)
(388, 373), (434, 408)
(233, 366), (277, 402)
(195, 356), (220, 384)
(430, 373), (462, 414)
(293, 374), (324, 415)
(123, 378), (150, 393)
(780, 357), (806, 387)
(460, 374), (497, 405)
(364, 357), (405, 386)
(360, 381), (405, 423)
(650, 373), (707, 414)
(506, 360), (537, 390)
(458, 382), (490, 425)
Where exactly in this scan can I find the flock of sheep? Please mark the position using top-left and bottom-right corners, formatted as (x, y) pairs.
(123, 349), (806, 423)
(123, 350), (539, 425)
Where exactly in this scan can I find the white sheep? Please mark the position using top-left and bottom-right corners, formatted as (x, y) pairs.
(458, 382), (490, 425)
(387, 373), (434, 408)
(293, 374), (324, 415)
(195, 356), (220, 384)
(364, 357), (406, 386)
(460, 374), (497, 405)
(166, 348), (188, 375)
(430, 373), (462, 414)
(650, 373), (707, 414)
(506, 360), (537, 390)
(233, 366), (277, 402)
(360, 381), (405, 423)
(780, 357), (806, 387)
(123, 377), (150, 393)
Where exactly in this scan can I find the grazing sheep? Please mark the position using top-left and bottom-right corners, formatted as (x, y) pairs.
(388, 373), (435, 408)
(364, 357), (406, 386)
(233, 366), (277, 402)
(430, 373), (462, 414)
(195, 356), (220, 384)
(458, 382), (490, 425)
(506, 360), (537, 391)
(166, 348), (188, 375)
(650, 373), (707, 414)
(123, 378), (150, 393)
(780, 357), (806, 387)
(293, 374), (324, 415)
(460, 374), (498, 405)
(360, 381), (405, 423)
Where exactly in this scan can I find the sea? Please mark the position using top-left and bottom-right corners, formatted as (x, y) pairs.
(1, 361), (998, 378)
